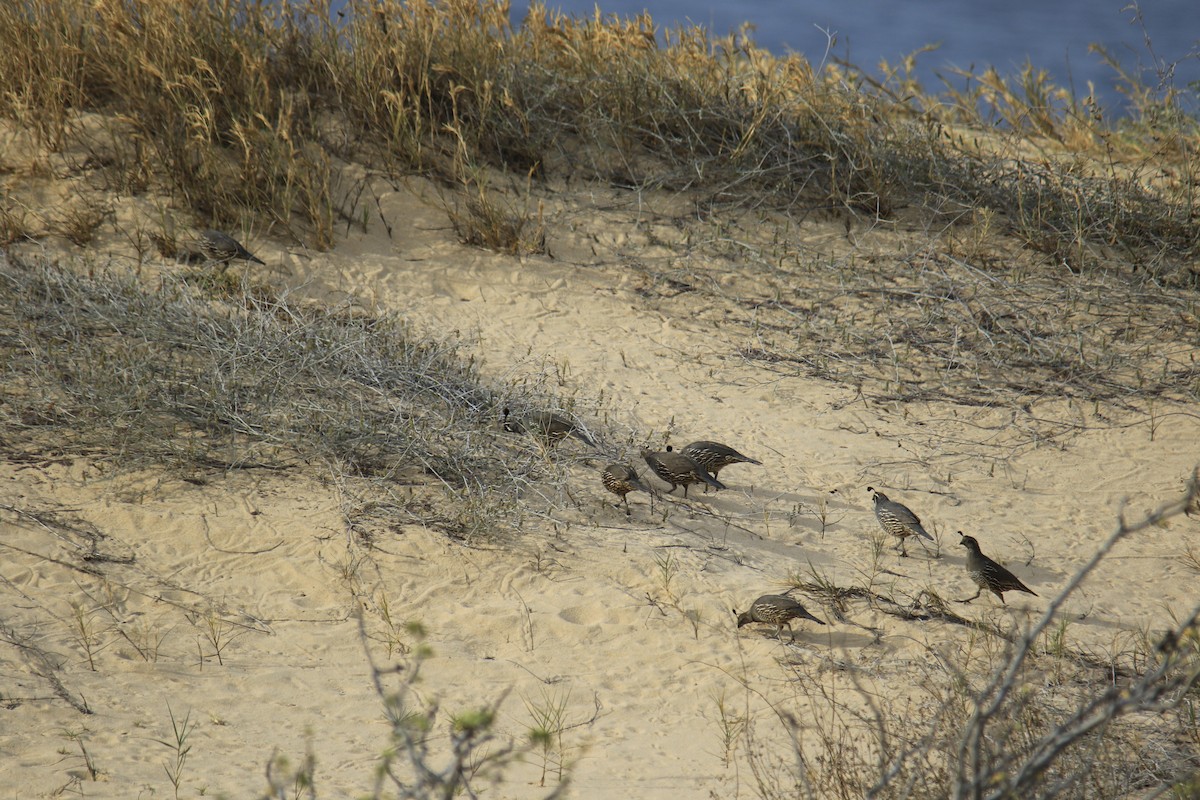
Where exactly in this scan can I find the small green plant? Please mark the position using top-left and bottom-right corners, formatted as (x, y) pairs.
(117, 615), (173, 663)
(648, 550), (703, 638)
(373, 593), (413, 659)
(154, 705), (194, 800)
(68, 599), (108, 671)
(653, 550), (677, 594)
(711, 690), (747, 767)
(1043, 617), (1071, 658)
(523, 688), (571, 788)
(57, 727), (101, 781)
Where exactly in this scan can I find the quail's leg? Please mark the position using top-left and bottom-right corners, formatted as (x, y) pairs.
(958, 588), (983, 604)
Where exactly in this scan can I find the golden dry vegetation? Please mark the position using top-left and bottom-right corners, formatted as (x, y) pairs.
(1, 2), (1199, 798)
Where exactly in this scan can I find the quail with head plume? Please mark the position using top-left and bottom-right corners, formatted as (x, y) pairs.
(602, 463), (652, 515)
(868, 487), (935, 556)
(640, 447), (725, 497)
(680, 441), (762, 491)
(503, 407), (597, 448)
(958, 533), (1037, 604)
(734, 594), (826, 640)
(197, 229), (266, 267)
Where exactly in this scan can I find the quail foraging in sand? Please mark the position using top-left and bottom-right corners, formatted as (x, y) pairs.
(680, 441), (762, 491)
(868, 487), (935, 556)
(197, 229), (266, 267)
(734, 594), (826, 640)
(602, 463), (652, 516)
(640, 447), (725, 497)
(958, 533), (1038, 605)
(503, 408), (597, 448)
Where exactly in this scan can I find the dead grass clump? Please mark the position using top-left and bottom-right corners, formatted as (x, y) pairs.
(0, 252), (585, 536)
(445, 174), (547, 255)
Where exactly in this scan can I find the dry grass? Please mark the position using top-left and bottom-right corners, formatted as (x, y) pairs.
(0, 252), (595, 538)
(0, 4), (1198, 797)
(1, 0), (1194, 264)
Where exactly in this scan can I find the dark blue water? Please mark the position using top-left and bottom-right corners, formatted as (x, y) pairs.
(516, 0), (1200, 115)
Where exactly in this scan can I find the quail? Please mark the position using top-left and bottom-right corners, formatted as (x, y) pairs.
(197, 230), (266, 266)
(734, 594), (826, 640)
(502, 408), (597, 448)
(868, 487), (935, 556)
(640, 447), (725, 497)
(680, 441), (762, 491)
(601, 463), (652, 515)
(958, 533), (1038, 605)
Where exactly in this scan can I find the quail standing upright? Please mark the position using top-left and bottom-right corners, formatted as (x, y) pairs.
(640, 447), (725, 497)
(734, 594), (826, 640)
(868, 487), (935, 556)
(601, 463), (652, 516)
(680, 441), (762, 491)
(197, 229), (266, 267)
(958, 533), (1038, 605)
(502, 408), (597, 448)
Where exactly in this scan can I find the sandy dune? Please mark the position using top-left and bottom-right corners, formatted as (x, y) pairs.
(2, 175), (1197, 798)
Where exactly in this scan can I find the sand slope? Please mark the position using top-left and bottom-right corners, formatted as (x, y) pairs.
(2, 177), (1197, 798)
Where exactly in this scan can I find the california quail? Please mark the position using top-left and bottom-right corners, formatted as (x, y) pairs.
(502, 408), (597, 448)
(958, 533), (1037, 605)
(602, 463), (652, 516)
(680, 441), (762, 491)
(640, 447), (725, 497)
(197, 230), (266, 266)
(868, 487), (935, 556)
(734, 594), (826, 640)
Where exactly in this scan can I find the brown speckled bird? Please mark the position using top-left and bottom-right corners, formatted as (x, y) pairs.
(197, 229), (265, 267)
(602, 463), (652, 516)
(640, 447), (725, 497)
(734, 594), (826, 640)
(503, 408), (597, 448)
(958, 533), (1038, 605)
(868, 487), (935, 556)
(680, 441), (762, 491)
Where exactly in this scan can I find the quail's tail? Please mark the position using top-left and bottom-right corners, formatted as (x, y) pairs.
(570, 427), (599, 448)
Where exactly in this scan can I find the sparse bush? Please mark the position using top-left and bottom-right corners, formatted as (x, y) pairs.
(0, 252), (591, 537)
